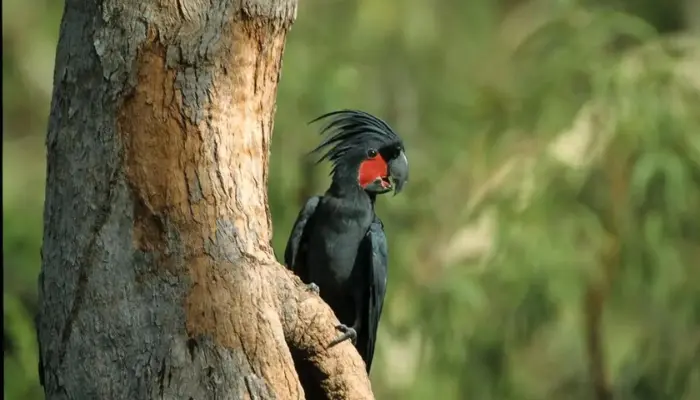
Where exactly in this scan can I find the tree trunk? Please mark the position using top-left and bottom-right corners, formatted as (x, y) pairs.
(37, 0), (373, 399)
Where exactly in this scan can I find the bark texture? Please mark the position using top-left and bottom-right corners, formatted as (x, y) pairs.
(37, 0), (374, 398)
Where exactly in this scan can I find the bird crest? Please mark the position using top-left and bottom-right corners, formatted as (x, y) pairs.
(309, 109), (402, 173)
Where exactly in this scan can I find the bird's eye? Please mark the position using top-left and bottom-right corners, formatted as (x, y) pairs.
(367, 148), (378, 158)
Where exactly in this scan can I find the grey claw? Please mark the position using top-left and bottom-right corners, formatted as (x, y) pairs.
(328, 324), (357, 347)
(305, 282), (320, 295)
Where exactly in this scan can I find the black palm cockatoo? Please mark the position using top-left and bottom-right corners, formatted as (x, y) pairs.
(284, 109), (408, 372)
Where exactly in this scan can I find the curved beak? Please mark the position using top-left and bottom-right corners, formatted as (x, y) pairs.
(388, 150), (409, 195)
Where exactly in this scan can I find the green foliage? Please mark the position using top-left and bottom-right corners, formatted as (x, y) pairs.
(4, 0), (699, 399)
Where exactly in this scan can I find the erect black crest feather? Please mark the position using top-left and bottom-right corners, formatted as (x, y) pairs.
(308, 109), (401, 171)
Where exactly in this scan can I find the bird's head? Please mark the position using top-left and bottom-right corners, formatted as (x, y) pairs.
(310, 109), (408, 196)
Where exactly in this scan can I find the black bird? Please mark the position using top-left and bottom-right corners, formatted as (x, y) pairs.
(284, 109), (408, 372)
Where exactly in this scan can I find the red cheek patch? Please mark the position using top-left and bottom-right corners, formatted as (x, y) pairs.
(358, 155), (388, 188)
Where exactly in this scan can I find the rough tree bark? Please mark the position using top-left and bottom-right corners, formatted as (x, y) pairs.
(36, 0), (374, 399)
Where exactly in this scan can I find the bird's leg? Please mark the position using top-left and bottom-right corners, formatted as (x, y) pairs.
(328, 302), (362, 347)
(304, 282), (320, 295)
(328, 324), (358, 347)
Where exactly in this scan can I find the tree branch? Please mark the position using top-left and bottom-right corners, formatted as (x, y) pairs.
(276, 269), (374, 399)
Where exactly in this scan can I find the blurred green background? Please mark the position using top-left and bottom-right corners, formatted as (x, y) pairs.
(4, 0), (700, 399)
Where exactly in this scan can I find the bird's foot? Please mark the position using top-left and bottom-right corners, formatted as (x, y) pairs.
(305, 282), (320, 295)
(328, 324), (357, 347)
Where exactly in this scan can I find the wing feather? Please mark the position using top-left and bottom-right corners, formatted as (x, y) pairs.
(358, 216), (388, 372)
(283, 196), (320, 281)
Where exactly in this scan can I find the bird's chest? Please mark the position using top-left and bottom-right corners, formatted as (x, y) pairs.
(308, 206), (373, 287)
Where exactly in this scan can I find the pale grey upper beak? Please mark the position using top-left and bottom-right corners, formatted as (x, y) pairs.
(388, 150), (408, 195)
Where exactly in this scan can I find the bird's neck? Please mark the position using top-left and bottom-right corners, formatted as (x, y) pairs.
(326, 165), (382, 212)
(327, 179), (363, 198)
(326, 176), (374, 209)
(367, 192), (377, 209)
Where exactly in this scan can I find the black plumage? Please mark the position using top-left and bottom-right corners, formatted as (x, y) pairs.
(284, 109), (408, 373)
